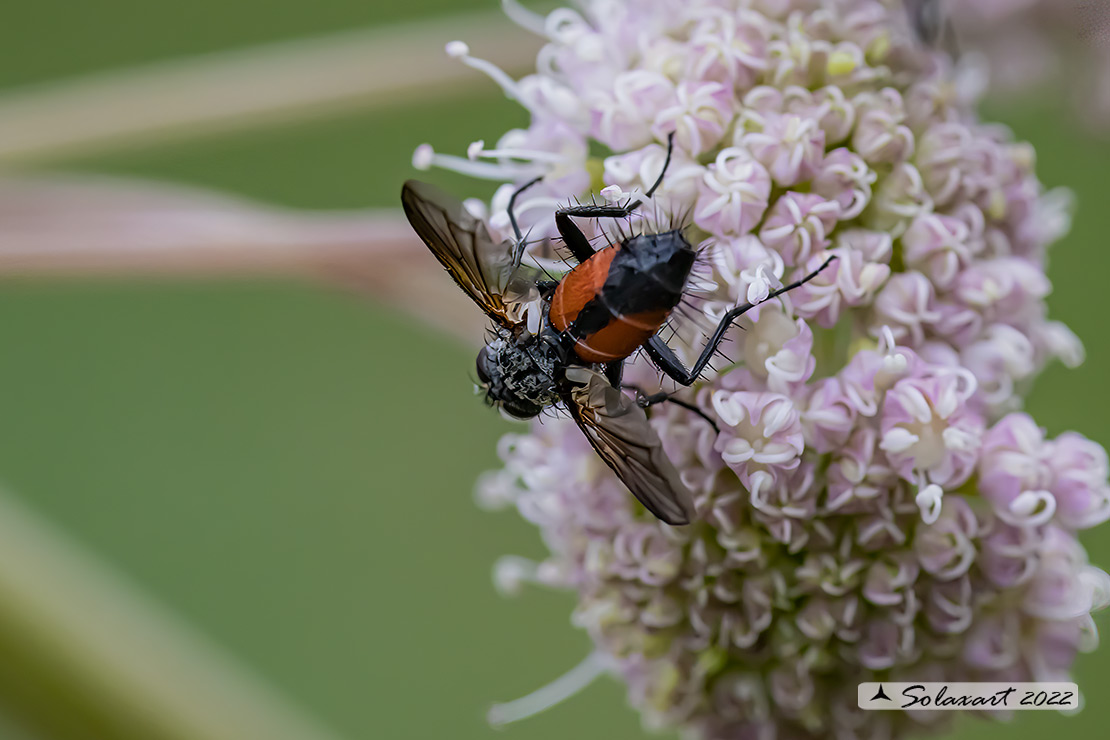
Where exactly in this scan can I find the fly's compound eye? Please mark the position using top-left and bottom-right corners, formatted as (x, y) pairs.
(501, 398), (543, 420)
(475, 345), (494, 386)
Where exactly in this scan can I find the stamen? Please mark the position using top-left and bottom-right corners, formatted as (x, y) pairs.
(878, 324), (909, 373)
(412, 144), (435, 170)
(747, 264), (776, 303)
(445, 40), (531, 110)
(915, 482), (943, 524)
(1006, 490), (1056, 527)
(500, 0), (548, 36)
(468, 141), (569, 164)
(462, 198), (488, 220)
(411, 143), (543, 181)
(493, 555), (543, 596)
(487, 652), (607, 726)
(878, 325), (897, 355)
(445, 40), (470, 58)
(600, 184), (625, 202)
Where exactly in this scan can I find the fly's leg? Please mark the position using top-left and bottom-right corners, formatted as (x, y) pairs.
(622, 384), (719, 432)
(646, 255), (838, 386)
(604, 360), (624, 388)
(508, 175), (545, 269)
(554, 132), (676, 263)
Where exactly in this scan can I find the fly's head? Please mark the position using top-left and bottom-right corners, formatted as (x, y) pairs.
(475, 326), (562, 420)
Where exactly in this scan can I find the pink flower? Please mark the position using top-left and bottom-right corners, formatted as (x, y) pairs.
(652, 80), (734, 155)
(741, 111), (826, 186)
(872, 271), (941, 347)
(758, 191), (839, 265)
(811, 147), (875, 219)
(851, 88), (915, 164)
(979, 414), (1110, 531)
(589, 70), (675, 150)
(694, 147), (772, 235)
(421, 2), (1110, 737)
(880, 370), (984, 489)
(685, 8), (770, 91)
(712, 389), (805, 479)
(791, 245), (891, 327)
(902, 212), (979, 290)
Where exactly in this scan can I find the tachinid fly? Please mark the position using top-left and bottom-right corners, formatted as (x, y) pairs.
(402, 135), (834, 525)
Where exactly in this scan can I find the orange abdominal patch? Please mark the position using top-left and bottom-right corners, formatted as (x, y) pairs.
(570, 309), (671, 363)
(550, 246), (670, 364)
(550, 246), (618, 332)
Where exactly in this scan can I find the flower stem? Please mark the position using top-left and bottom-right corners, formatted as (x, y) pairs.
(0, 487), (345, 740)
(0, 10), (539, 165)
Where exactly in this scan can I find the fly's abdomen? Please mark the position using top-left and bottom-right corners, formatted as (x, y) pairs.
(550, 243), (676, 364)
(566, 309), (671, 363)
(550, 246), (618, 332)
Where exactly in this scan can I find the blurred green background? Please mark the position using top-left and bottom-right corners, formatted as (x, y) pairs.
(0, 1), (1107, 739)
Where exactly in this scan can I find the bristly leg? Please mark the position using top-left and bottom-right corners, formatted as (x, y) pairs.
(647, 255), (837, 387)
(552, 133), (676, 263)
(623, 384), (718, 432)
(508, 175), (544, 269)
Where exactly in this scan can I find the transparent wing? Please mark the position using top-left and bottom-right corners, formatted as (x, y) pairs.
(563, 368), (696, 525)
(401, 180), (539, 327)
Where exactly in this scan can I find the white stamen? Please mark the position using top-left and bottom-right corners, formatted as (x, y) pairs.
(879, 427), (919, 455)
(474, 470), (517, 510)
(493, 555), (542, 596)
(878, 325), (909, 373)
(1007, 490), (1057, 527)
(916, 483), (944, 524)
(600, 184), (624, 202)
(501, 0), (548, 35)
(881, 351), (908, 374)
(445, 40), (470, 58)
(441, 40), (468, 58)
(409, 144), (543, 181)
(942, 426), (977, 452)
(469, 145), (568, 164)
(462, 198), (488, 220)
(447, 43), (529, 108)
(747, 264), (773, 304)
(878, 325), (897, 355)
(467, 140), (486, 160)
(412, 143), (435, 170)
(488, 652), (607, 726)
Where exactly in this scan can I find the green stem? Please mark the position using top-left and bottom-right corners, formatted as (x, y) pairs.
(0, 11), (538, 165)
(0, 487), (345, 740)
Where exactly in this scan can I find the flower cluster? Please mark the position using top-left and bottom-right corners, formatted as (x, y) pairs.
(417, 1), (1110, 738)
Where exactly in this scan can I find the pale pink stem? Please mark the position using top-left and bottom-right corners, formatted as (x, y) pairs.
(0, 175), (488, 343)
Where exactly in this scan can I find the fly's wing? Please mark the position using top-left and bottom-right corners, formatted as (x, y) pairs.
(401, 180), (539, 327)
(562, 368), (696, 525)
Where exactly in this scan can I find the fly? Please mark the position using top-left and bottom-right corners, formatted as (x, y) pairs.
(401, 134), (834, 525)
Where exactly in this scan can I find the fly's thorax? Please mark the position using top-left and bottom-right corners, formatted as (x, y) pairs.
(603, 229), (696, 315)
(475, 327), (562, 419)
